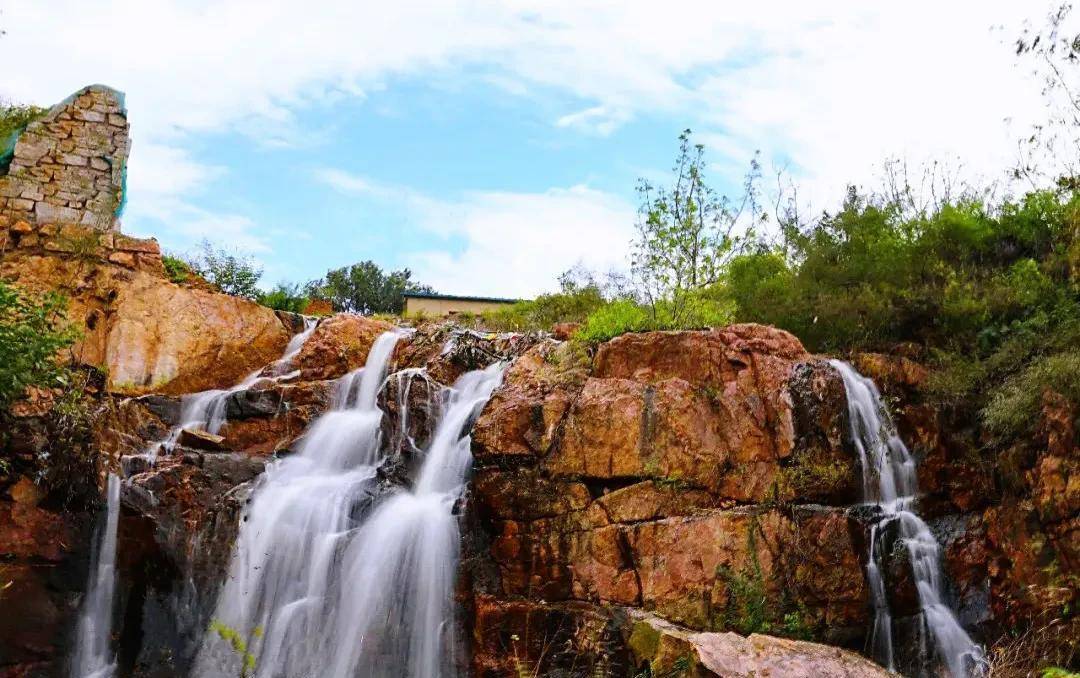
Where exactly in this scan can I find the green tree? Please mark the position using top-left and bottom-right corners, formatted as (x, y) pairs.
(632, 129), (758, 325)
(309, 260), (433, 315)
(186, 240), (263, 300)
(0, 280), (77, 411)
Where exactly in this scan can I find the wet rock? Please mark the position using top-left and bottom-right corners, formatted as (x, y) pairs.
(135, 394), (182, 425)
(177, 428), (226, 451)
(224, 388), (282, 419)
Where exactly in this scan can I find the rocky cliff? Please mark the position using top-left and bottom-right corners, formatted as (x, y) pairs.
(2, 309), (1073, 677)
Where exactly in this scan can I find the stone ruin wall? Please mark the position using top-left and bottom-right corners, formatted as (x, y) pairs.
(0, 84), (162, 272)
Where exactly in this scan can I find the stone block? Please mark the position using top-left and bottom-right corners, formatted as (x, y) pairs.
(34, 202), (82, 224)
(38, 224), (58, 237)
(80, 211), (113, 229)
(59, 153), (88, 166)
(44, 239), (75, 253)
(115, 235), (160, 254)
(107, 251), (135, 267)
(10, 221), (33, 234)
(108, 114), (126, 127)
(10, 198), (34, 211)
(18, 234), (39, 248)
(13, 134), (54, 163)
(90, 157), (110, 171)
(75, 110), (105, 123)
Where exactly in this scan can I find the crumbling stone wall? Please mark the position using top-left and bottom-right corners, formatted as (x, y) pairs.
(0, 84), (129, 232)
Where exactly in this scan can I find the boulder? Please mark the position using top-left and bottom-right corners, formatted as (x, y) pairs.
(627, 611), (891, 678)
(0, 252), (292, 395)
(177, 428), (227, 451)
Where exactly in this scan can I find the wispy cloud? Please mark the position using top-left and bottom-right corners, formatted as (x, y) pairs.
(556, 105), (631, 136)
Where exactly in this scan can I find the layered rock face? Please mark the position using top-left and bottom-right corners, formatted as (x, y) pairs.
(464, 325), (880, 676)
(2, 309), (1075, 676)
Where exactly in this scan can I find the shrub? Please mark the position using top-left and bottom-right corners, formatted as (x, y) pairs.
(0, 280), (77, 411)
(162, 254), (192, 284)
(185, 240), (263, 300)
(257, 283), (307, 313)
(983, 350), (1080, 438)
(575, 292), (732, 344)
(576, 300), (654, 342)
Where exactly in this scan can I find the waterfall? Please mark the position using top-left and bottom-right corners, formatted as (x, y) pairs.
(145, 316), (319, 464)
(196, 330), (504, 678)
(71, 473), (121, 678)
(71, 318), (319, 677)
(831, 360), (986, 677)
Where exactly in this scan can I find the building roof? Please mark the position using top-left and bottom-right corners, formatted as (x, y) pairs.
(403, 291), (521, 304)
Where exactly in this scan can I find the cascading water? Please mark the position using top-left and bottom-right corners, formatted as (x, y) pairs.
(196, 330), (504, 678)
(71, 474), (121, 678)
(71, 318), (319, 677)
(831, 360), (986, 677)
(145, 317), (319, 463)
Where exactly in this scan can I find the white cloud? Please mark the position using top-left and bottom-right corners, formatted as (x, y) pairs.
(313, 168), (380, 196)
(0, 0), (1060, 276)
(556, 105), (631, 136)
(406, 185), (636, 298)
(316, 167), (636, 297)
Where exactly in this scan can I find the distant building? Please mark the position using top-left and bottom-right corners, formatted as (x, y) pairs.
(403, 291), (519, 317)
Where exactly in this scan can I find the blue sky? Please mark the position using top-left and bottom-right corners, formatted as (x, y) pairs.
(0, 0), (1052, 296)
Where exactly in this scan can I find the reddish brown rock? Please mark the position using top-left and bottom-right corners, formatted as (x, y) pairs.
(294, 314), (395, 381)
(0, 252), (292, 395)
(472, 340), (588, 460)
(551, 322), (580, 340)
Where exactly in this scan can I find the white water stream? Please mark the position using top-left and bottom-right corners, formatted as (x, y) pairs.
(196, 330), (504, 678)
(70, 317), (318, 677)
(832, 360), (986, 677)
(71, 473), (121, 678)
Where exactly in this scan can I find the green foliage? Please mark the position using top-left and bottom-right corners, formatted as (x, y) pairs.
(210, 620), (263, 678)
(162, 254), (192, 284)
(1041, 669), (1080, 678)
(632, 129), (757, 326)
(984, 350), (1080, 437)
(483, 269), (605, 331)
(715, 517), (814, 640)
(257, 282), (308, 313)
(186, 240), (263, 300)
(0, 280), (77, 411)
(724, 184), (1080, 443)
(576, 292), (733, 343)
(308, 260), (433, 315)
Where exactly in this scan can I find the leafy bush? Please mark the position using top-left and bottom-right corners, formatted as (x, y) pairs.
(185, 240), (263, 300)
(162, 254), (192, 284)
(575, 293), (733, 343)
(257, 283), (308, 313)
(984, 350), (1080, 437)
(577, 300), (655, 342)
(483, 271), (606, 331)
(0, 280), (77, 411)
